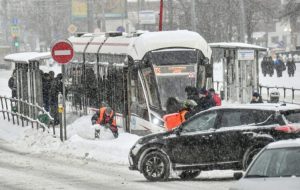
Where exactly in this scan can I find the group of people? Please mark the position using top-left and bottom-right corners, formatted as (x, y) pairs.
(164, 86), (222, 129)
(8, 70), (64, 125)
(261, 56), (296, 77)
(42, 71), (63, 125)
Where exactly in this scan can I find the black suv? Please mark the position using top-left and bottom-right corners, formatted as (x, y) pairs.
(129, 104), (300, 181)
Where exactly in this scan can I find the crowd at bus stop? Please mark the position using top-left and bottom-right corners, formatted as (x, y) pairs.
(261, 55), (296, 77)
(8, 70), (64, 126)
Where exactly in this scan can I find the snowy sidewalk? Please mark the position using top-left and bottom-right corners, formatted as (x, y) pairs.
(0, 116), (140, 165)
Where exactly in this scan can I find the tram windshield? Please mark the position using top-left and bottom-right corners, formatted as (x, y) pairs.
(151, 50), (198, 110)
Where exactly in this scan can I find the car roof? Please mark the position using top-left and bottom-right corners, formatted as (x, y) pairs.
(208, 103), (300, 112)
(266, 139), (300, 149)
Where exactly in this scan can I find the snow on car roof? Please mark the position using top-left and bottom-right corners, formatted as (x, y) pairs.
(266, 138), (300, 149)
(209, 103), (300, 111)
(209, 42), (267, 51)
(4, 52), (51, 63)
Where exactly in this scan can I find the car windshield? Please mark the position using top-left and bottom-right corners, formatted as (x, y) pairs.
(246, 147), (300, 178)
(281, 110), (300, 124)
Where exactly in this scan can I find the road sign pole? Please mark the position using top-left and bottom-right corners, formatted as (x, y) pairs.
(62, 64), (67, 140)
(51, 40), (74, 141)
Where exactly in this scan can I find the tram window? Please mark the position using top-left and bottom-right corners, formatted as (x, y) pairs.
(141, 67), (160, 108)
(152, 50), (197, 65)
(197, 65), (206, 88)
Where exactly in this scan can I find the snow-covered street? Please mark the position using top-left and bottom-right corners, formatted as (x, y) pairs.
(0, 140), (234, 190)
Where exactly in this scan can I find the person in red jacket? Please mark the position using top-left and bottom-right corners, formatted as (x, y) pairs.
(209, 88), (222, 106)
(91, 106), (118, 138)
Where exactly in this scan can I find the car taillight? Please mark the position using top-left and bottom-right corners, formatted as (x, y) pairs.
(275, 125), (300, 133)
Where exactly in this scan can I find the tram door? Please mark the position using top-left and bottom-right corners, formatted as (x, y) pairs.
(129, 67), (150, 135)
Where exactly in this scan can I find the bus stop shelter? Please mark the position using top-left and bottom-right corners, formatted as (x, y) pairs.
(209, 42), (267, 103)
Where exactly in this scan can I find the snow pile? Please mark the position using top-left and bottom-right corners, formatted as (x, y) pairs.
(0, 114), (140, 165)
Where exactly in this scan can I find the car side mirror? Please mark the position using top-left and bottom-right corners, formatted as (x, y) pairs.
(233, 172), (243, 180)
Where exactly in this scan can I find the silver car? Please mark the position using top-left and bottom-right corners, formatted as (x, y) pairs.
(230, 138), (300, 190)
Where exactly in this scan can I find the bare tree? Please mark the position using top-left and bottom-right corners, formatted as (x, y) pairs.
(282, 0), (300, 50)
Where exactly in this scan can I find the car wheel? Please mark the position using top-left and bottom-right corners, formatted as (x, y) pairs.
(141, 151), (170, 181)
(179, 170), (201, 180)
(242, 147), (262, 170)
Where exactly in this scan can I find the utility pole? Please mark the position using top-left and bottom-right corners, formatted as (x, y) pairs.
(159, 0), (163, 31)
(1, 0), (8, 44)
(87, 0), (94, 32)
(191, 0), (196, 32)
(168, 0), (173, 30)
(101, 0), (106, 32)
(240, 0), (246, 42)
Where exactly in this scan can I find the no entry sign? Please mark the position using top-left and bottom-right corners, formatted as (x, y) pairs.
(51, 40), (74, 64)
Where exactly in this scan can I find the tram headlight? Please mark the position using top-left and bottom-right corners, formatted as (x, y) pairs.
(152, 118), (160, 125)
(151, 115), (164, 127)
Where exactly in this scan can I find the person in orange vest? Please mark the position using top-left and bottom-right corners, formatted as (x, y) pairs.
(91, 106), (118, 138)
(164, 98), (197, 131)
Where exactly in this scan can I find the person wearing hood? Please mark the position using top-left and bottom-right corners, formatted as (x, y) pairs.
(286, 57), (296, 77)
(250, 92), (263, 104)
(8, 70), (17, 98)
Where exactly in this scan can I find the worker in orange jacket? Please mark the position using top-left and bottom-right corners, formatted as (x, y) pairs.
(91, 106), (118, 138)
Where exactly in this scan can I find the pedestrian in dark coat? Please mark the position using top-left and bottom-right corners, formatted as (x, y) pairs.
(42, 73), (51, 111)
(261, 57), (268, 77)
(8, 70), (17, 98)
(250, 92), (263, 104)
(286, 58), (296, 77)
(267, 57), (274, 77)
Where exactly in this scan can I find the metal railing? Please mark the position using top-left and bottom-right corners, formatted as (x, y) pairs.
(259, 85), (300, 105)
(0, 95), (56, 136)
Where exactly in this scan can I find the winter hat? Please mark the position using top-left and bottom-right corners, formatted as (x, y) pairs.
(105, 107), (112, 115)
(252, 92), (260, 98)
(198, 88), (207, 95)
(208, 88), (215, 93)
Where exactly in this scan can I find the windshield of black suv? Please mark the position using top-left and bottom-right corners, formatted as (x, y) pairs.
(246, 147), (300, 178)
(281, 110), (300, 124)
(182, 111), (217, 133)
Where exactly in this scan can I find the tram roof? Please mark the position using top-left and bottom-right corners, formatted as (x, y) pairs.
(70, 30), (212, 60)
(209, 42), (267, 51)
(129, 30), (212, 60)
(4, 52), (51, 63)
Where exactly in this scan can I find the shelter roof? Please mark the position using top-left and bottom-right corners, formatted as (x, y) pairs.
(209, 42), (267, 51)
(4, 52), (51, 63)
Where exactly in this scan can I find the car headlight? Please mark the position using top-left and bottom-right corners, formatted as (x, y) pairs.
(131, 143), (142, 156)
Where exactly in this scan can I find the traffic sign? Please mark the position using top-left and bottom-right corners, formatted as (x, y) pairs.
(68, 24), (77, 34)
(51, 40), (74, 64)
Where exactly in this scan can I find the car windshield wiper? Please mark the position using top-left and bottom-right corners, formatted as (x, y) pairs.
(245, 174), (269, 178)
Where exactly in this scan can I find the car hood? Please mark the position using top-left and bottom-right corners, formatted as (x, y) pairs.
(138, 130), (174, 144)
(230, 177), (300, 190)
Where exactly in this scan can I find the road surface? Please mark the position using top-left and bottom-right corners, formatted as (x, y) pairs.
(0, 140), (234, 190)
